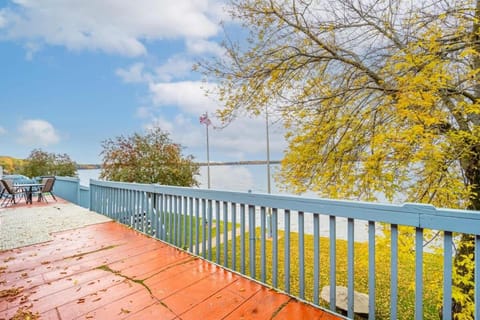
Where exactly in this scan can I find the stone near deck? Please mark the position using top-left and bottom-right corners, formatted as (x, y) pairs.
(320, 286), (369, 315)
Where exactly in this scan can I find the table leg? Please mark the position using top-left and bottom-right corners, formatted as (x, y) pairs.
(27, 187), (32, 204)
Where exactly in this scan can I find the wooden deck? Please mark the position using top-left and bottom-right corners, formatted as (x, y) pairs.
(0, 216), (341, 319)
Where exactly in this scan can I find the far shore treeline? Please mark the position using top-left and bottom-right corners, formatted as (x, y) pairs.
(1, 156), (281, 172)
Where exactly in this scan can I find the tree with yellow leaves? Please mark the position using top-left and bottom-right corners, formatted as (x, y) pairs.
(198, 0), (480, 317)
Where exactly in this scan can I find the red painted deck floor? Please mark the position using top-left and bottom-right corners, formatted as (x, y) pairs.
(1, 221), (341, 320)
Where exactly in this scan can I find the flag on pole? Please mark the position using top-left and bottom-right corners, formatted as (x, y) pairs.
(199, 112), (211, 126)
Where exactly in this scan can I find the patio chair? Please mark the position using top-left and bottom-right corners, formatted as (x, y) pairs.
(36, 177), (57, 203)
(0, 179), (25, 207)
(0, 181), (5, 202)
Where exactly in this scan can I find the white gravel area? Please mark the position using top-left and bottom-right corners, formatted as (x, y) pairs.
(0, 203), (112, 251)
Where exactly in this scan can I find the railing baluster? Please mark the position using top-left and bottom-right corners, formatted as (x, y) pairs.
(368, 221), (376, 320)
(347, 217), (355, 318)
(118, 189), (122, 220)
(110, 188), (117, 220)
(443, 231), (452, 320)
(159, 193), (165, 240)
(285, 209), (291, 294)
(195, 198), (200, 255)
(129, 189), (134, 227)
(114, 188), (118, 218)
(124, 189), (129, 226)
(132, 190), (137, 229)
(154, 194), (160, 239)
(476, 235), (480, 320)
(415, 227), (423, 320)
(232, 203), (237, 271)
(249, 205), (256, 279)
(299, 211), (305, 299)
(149, 192), (154, 236)
(141, 191), (145, 233)
(391, 224), (398, 320)
(132, 190), (136, 229)
(183, 196), (188, 248)
(103, 187), (107, 215)
(177, 196), (182, 246)
(189, 197), (193, 252)
(272, 208), (278, 288)
(329, 215), (336, 311)
(112, 188), (116, 219)
(178, 196), (182, 245)
(223, 201), (228, 268)
(240, 204), (246, 274)
(142, 191), (147, 233)
(165, 195), (169, 242)
(208, 199), (213, 261)
(140, 190), (144, 230)
(137, 190), (141, 228)
(216, 200), (221, 264)
(313, 213), (320, 305)
(261, 206), (266, 283)
(202, 198), (207, 258)
(105, 187), (109, 217)
(174, 195), (178, 245)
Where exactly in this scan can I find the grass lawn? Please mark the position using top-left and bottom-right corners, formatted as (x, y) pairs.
(125, 207), (444, 319)
(210, 228), (444, 320)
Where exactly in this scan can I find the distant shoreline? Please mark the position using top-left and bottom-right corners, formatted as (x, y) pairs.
(77, 160), (281, 170)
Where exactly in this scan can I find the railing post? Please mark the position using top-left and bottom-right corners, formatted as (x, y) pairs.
(329, 215), (336, 310)
(391, 224), (398, 319)
(249, 205), (256, 279)
(368, 221), (376, 320)
(299, 211), (305, 300)
(284, 209), (291, 294)
(347, 218), (354, 318)
(443, 231), (452, 320)
(415, 227), (423, 320)
(476, 235), (480, 320)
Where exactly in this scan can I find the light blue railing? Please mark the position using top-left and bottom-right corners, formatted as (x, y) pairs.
(87, 179), (480, 320)
(53, 176), (81, 204)
(53, 176), (89, 208)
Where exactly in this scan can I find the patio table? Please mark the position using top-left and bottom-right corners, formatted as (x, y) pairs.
(15, 183), (44, 204)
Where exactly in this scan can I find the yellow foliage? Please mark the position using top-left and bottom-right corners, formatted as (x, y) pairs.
(0, 156), (25, 174)
(200, 1), (480, 317)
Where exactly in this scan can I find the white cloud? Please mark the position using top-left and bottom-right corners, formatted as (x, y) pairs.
(0, 126), (6, 135)
(148, 81), (218, 115)
(186, 38), (225, 56)
(155, 56), (194, 82)
(17, 119), (60, 146)
(0, 9), (7, 28)
(116, 63), (151, 83)
(142, 111), (286, 162)
(1, 0), (222, 57)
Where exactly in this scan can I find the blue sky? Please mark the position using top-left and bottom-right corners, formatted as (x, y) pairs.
(0, 0), (286, 164)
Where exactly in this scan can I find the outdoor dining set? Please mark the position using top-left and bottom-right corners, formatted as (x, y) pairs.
(0, 176), (57, 207)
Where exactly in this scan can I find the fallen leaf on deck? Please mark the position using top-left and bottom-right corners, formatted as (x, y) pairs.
(119, 308), (131, 314)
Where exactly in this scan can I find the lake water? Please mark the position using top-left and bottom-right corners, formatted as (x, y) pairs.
(79, 164), (286, 194)
(78, 165), (372, 241)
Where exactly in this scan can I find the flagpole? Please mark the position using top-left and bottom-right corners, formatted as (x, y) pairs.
(206, 112), (211, 189)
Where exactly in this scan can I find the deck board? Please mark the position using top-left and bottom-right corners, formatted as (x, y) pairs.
(1, 219), (341, 319)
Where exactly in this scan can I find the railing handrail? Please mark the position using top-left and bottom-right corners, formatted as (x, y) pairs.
(90, 179), (480, 234)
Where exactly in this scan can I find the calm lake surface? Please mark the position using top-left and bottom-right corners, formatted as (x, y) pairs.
(78, 165), (372, 241)
(78, 164), (285, 194)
